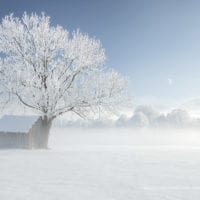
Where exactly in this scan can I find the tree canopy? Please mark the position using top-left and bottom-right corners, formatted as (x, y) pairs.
(0, 13), (128, 121)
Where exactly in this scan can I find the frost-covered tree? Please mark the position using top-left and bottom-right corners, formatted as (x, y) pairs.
(0, 13), (128, 148)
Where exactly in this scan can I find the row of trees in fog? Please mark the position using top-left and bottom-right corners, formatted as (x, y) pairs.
(56, 106), (199, 129)
(117, 106), (196, 128)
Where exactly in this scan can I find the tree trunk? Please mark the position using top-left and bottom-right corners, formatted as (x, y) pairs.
(37, 116), (52, 149)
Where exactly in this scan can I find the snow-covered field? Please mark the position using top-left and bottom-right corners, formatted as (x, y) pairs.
(1, 128), (200, 200)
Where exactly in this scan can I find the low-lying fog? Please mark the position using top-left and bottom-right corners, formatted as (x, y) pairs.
(49, 127), (200, 149)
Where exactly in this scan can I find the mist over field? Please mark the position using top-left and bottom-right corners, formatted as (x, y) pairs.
(50, 127), (200, 149)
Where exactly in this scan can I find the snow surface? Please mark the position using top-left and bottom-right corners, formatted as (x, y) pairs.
(0, 115), (39, 133)
(1, 128), (200, 199)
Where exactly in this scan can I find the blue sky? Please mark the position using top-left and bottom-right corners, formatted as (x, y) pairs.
(1, 0), (200, 107)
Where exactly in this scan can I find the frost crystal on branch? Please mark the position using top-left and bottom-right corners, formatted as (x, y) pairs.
(0, 13), (128, 121)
